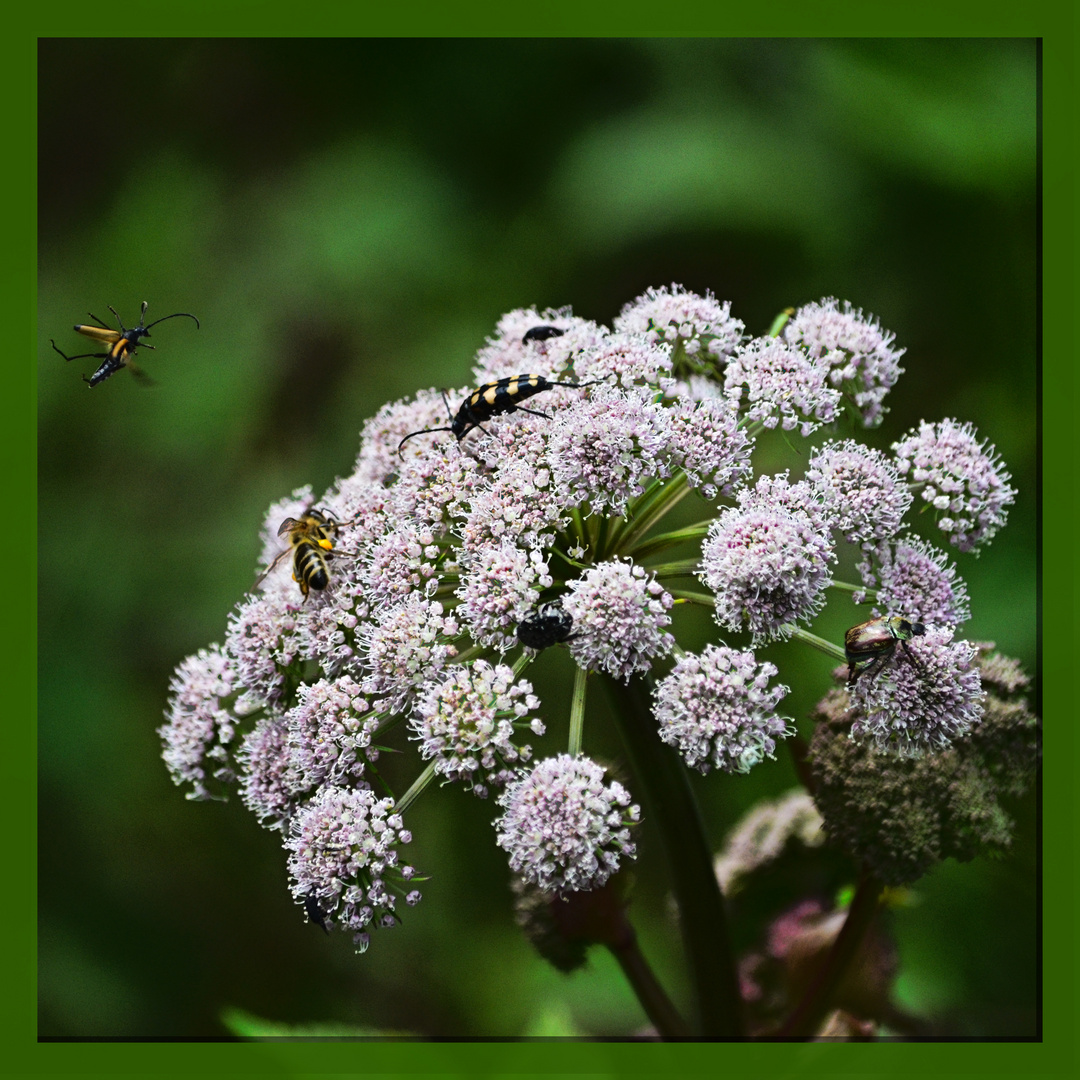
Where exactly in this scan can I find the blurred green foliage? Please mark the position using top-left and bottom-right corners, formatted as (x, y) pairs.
(38, 38), (1036, 1037)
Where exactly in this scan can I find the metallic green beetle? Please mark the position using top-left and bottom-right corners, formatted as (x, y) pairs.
(844, 615), (926, 685)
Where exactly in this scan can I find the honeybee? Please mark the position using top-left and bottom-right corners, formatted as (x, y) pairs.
(257, 508), (348, 600)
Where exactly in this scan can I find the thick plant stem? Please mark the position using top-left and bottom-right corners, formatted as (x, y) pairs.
(774, 868), (884, 1036)
(607, 928), (691, 1038)
(603, 674), (743, 1036)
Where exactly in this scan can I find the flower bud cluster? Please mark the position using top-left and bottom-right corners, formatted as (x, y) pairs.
(807, 646), (1039, 884)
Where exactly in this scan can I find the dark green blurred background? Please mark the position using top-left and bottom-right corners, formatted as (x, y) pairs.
(38, 38), (1037, 1037)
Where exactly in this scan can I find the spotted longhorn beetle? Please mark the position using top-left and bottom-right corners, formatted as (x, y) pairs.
(397, 372), (601, 454)
(51, 301), (200, 387)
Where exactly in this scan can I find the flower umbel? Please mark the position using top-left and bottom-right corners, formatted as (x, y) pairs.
(285, 785), (418, 951)
(699, 481), (834, 644)
(808, 645), (1038, 884)
(159, 282), (1031, 1035)
(409, 660), (545, 797)
(783, 297), (905, 427)
(654, 645), (793, 774)
(563, 560), (675, 681)
(848, 625), (984, 757)
(494, 754), (640, 894)
(891, 418), (1015, 553)
(160, 644), (241, 801)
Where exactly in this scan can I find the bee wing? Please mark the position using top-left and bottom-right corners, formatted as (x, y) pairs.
(277, 517), (303, 538)
(255, 546), (293, 588)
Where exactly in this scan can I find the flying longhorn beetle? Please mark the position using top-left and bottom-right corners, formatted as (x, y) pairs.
(51, 301), (200, 387)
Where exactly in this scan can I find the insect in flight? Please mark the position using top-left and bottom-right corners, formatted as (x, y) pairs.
(50, 301), (200, 387)
(257, 509), (353, 601)
(516, 601), (575, 651)
(844, 615), (926, 685)
(397, 372), (600, 455)
(521, 325), (565, 344)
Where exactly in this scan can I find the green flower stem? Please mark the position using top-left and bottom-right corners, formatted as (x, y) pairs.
(450, 643), (488, 665)
(829, 579), (873, 596)
(625, 475), (669, 522)
(603, 674), (743, 1037)
(786, 625), (846, 664)
(767, 307), (795, 336)
(568, 664), (588, 757)
(647, 558), (702, 581)
(567, 507), (589, 551)
(774, 869), (884, 1036)
(616, 471), (693, 555)
(667, 589), (715, 607)
(608, 472), (687, 553)
(393, 760), (438, 816)
(625, 521), (712, 562)
(606, 927), (691, 1038)
(594, 510), (611, 561)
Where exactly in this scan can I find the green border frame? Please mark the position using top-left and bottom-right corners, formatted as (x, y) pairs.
(17, 1), (1075, 1077)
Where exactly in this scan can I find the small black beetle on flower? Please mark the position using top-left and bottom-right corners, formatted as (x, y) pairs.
(516, 601), (575, 651)
(521, 325), (566, 344)
(844, 615), (926, 685)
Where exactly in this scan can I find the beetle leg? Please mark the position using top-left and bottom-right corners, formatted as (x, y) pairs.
(51, 341), (108, 363)
(898, 638), (922, 670)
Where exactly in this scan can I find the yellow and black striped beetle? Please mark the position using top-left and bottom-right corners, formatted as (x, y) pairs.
(51, 301), (199, 387)
(397, 372), (599, 455)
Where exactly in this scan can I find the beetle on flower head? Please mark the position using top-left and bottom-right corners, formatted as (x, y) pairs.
(844, 615), (926, 685)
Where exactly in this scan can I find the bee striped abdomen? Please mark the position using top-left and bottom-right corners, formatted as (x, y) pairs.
(292, 540), (331, 595)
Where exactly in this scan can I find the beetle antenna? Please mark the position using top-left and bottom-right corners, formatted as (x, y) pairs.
(397, 426), (455, 455)
(143, 311), (201, 331)
(397, 388), (460, 456)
